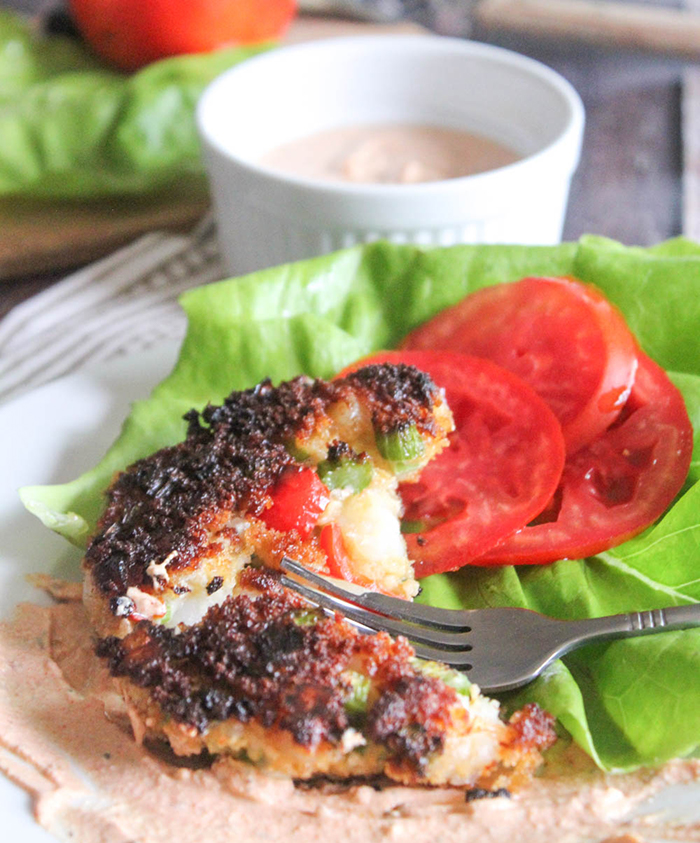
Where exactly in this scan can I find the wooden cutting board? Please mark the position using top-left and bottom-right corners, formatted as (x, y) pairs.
(0, 17), (423, 282)
(0, 192), (210, 281)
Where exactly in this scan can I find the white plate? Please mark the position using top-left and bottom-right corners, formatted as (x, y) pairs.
(1, 342), (699, 842)
(0, 342), (179, 841)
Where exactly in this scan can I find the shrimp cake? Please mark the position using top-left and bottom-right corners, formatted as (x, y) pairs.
(84, 363), (555, 786)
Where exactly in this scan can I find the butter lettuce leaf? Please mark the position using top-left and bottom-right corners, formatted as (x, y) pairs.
(0, 10), (267, 198)
(20, 235), (700, 771)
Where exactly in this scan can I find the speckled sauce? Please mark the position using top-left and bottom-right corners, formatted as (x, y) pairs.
(1, 591), (699, 843)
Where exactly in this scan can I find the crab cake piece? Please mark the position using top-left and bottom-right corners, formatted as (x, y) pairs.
(83, 362), (453, 639)
(97, 568), (556, 786)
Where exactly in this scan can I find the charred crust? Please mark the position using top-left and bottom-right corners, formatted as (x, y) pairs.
(206, 576), (224, 595)
(325, 440), (369, 465)
(507, 703), (557, 751)
(96, 569), (460, 774)
(465, 787), (511, 802)
(366, 674), (458, 772)
(85, 365), (439, 601)
(326, 440), (353, 462)
(293, 774), (390, 793)
(343, 363), (439, 435)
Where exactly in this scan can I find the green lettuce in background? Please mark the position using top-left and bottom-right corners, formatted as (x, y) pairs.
(0, 10), (268, 199)
(21, 234), (700, 773)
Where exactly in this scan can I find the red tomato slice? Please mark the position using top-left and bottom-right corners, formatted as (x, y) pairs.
(342, 351), (566, 577)
(476, 351), (693, 565)
(260, 467), (329, 539)
(401, 276), (638, 455)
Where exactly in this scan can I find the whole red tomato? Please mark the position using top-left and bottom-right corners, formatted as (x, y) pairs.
(69, 0), (298, 71)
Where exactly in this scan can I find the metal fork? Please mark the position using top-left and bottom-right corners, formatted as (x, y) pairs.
(280, 557), (700, 693)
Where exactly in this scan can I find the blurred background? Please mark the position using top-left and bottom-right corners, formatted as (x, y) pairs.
(0, 0), (697, 315)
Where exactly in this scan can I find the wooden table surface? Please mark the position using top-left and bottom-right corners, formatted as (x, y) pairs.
(0, 0), (693, 322)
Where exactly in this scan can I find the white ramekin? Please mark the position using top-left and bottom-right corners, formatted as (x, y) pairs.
(196, 35), (585, 276)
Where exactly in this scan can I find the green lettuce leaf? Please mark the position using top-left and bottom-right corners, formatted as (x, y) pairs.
(0, 10), (268, 198)
(20, 236), (700, 772)
(0, 10), (105, 100)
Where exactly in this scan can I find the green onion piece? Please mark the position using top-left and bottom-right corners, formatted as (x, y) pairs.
(291, 609), (322, 627)
(317, 457), (373, 493)
(344, 671), (371, 718)
(400, 519), (427, 534)
(413, 659), (472, 696)
(375, 423), (425, 475)
(285, 441), (310, 463)
(156, 605), (172, 626)
(234, 748), (258, 766)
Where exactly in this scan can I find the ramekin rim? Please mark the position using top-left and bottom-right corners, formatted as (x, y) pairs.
(196, 34), (585, 200)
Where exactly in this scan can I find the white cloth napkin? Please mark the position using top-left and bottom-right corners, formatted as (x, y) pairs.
(0, 216), (226, 405)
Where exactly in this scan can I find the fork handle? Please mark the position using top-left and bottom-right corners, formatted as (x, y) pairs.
(562, 604), (700, 653)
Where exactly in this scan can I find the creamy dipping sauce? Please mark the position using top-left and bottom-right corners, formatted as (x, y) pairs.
(260, 123), (521, 184)
(2, 581), (700, 843)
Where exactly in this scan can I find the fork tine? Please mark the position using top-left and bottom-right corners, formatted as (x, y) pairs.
(280, 574), (473, 651)
(280, 557), (472, 631)
(321, 612), (474, 673)
(410, 642), (474, 670)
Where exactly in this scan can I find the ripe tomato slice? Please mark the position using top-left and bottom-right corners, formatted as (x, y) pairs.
(260, 467), (329, 539)
(342, 351), (566, 577)
(401, 276), (638, 455)
(476, 352), (693, 565)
